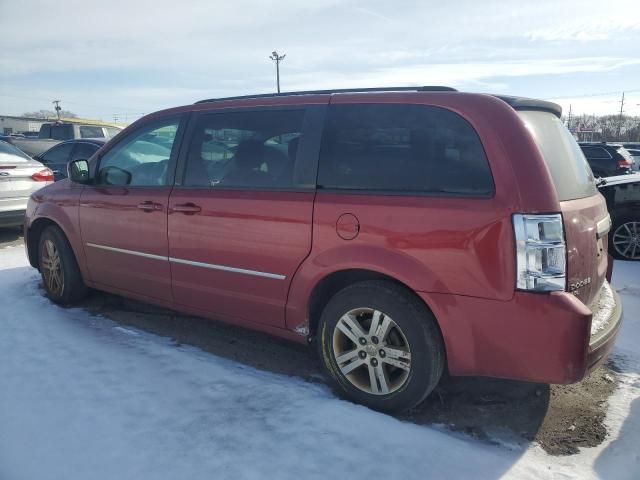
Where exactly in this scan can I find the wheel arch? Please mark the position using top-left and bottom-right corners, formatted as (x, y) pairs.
(27, 214), (88, 284)
(304, 269), (445, 358)
(27, 217), (60, 269)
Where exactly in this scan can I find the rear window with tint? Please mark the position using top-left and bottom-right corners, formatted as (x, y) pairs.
(0, 140), (31, 161)
(318, 104), (494, 196)
(51, 125), (74, 140)
(519, 111), (597, 201)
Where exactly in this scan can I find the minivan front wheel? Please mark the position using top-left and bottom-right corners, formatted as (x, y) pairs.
(38, 225), (88, 304)
(318, 281), (444, 412)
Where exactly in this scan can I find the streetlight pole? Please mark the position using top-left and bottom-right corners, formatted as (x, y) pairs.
(269, 51), (286, 93)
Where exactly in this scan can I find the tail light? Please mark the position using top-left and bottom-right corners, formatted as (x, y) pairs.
(31, 168), (54, 182)
(617, 158), (632, 167)
(513, 214), (566, 292)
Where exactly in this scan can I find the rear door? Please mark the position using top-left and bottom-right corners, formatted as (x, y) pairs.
(79, 115), (185, 301)
(519, 111), (607, 307)
(167, 105), (325, 328)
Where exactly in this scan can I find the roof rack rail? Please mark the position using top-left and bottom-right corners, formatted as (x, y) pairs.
(195, 86), (456, 104)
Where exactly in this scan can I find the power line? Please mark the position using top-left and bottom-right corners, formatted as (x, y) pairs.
(545, 89), (640, 100)
(617, 92), (625, 139)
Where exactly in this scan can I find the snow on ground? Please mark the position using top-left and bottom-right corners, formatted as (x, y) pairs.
(0, 245), (638, 480)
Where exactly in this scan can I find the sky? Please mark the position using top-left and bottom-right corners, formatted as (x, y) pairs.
(1, 0), (639, 123)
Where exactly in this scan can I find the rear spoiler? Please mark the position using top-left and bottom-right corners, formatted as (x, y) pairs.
(493, 95), (562, 118)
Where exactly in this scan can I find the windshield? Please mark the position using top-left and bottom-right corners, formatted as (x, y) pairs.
(519, 110), (598, 201)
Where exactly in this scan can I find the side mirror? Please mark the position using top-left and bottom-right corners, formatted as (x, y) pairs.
(68, 159), (90, 184)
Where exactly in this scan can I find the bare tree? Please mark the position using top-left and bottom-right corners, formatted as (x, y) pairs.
(23, 109), (78, 119)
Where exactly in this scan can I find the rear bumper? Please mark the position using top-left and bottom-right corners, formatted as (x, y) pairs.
(0, 209), (26, 227)
(586, 283), (623, 374)
(421, 281), (622, 384)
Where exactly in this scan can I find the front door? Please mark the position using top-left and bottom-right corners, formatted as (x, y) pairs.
(79, 116), (183, 301)
(168, 107), (322, 328)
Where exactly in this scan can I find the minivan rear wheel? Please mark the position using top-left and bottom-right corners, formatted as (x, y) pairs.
(317, 280), (444, 412)
(38, 225), (88, 304)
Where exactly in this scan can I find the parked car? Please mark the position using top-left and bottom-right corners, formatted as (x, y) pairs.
(598, 172), (640, 260)
(578, 142), (634, 177)
(7, 121), (121, 157)
(23, 87), (622, 412)
(35, 139), (106, 181)
(0, 140), (53, 227)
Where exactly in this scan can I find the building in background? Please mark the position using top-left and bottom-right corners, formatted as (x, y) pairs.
(0, 115), (46, 135)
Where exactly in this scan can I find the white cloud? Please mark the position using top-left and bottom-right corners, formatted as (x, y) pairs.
(0, 0), (639, 118)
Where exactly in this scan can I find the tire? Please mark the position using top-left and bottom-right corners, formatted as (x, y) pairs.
(609, 214), (640, 261)
(317, 280), (444, 412)
(38, 225), (88, 304)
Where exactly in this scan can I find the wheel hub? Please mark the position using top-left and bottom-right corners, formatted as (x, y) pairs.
(332, 307), (412, 396)
(41, 239), (64, 295)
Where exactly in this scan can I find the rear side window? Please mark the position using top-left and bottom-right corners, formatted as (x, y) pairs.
(318, 104), (493, 195)
(581, 146), (611, 159)
(79, 126), (105, 138)
(41, 142), (75, 163)
(519, 111), (597, 201)
(71, 142), (100, 161)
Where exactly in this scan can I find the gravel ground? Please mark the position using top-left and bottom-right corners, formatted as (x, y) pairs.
(0, 227), (617, 455)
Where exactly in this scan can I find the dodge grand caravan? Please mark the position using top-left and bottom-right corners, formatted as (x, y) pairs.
(24, 87), (622, 412)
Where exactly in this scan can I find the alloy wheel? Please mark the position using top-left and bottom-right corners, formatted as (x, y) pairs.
(41, 239), (64, 295)
(612, 221), (640, 260)
(332, 308), (411, 395)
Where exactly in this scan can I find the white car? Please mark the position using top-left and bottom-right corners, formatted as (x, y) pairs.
(0, 140), (53, 227)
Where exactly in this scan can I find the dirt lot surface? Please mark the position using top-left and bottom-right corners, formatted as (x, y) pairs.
(1, 228), (618, 456)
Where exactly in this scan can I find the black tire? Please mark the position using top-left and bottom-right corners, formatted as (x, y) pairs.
(38, 225), (88, 304)
(609, 213), (640, 261)
(317, 280), (444, 412)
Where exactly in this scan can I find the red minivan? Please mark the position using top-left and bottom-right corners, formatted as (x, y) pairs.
(24, 87), (622, 412)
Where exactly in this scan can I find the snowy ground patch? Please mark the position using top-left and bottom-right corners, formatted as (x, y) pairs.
(0, 245), (638, 480)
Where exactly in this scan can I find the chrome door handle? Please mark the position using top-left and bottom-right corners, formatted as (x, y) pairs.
(137, 201), (163, 212)
(172, 203), (202, 214)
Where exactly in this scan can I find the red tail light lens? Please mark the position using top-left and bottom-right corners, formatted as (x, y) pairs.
(31, 168), (54, 182)
(618, 159), (632, 167)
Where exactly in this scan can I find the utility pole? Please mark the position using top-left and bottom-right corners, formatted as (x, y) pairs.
(567, 104), (572, 132)
(269, 51), (286, 93)
(617, 92), (625, 140)
(52, 100), (62, 120)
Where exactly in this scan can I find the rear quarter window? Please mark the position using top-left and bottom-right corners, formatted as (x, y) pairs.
(318, 104), (494, 196)
(519, 111), (597, 201)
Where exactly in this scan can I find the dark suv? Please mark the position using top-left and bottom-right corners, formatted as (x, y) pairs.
(579, 142), (634, 177)
(23, 87), (622, 412)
